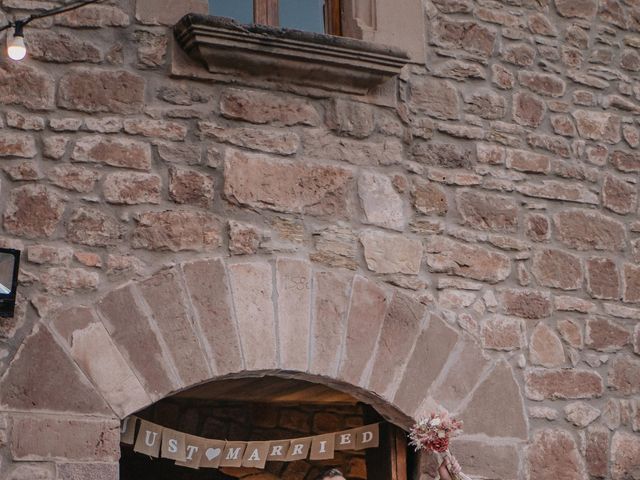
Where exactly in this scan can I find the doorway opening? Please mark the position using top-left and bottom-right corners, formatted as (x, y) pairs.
(120, 375), (414, 480)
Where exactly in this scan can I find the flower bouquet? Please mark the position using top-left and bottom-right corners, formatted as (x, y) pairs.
(409, 413), (471, 480)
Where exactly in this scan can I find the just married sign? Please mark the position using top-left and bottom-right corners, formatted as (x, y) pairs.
(121, 416), (380, 470)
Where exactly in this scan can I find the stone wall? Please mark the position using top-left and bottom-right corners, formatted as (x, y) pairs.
(122, 399), (367, 480)
(0, 0), (639, 479)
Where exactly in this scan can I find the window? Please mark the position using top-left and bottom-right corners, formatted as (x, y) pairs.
(209, 0), (342, 35)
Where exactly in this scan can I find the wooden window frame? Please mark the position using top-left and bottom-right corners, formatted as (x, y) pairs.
(251, 0), (342, 35)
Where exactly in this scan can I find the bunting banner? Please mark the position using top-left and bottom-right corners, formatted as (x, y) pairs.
(122, 416), (380, 470)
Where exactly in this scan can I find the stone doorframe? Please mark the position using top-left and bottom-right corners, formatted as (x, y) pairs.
(0, 257), (528, 479)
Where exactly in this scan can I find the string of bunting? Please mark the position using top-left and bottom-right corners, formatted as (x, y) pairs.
(121, 416), (380, 470)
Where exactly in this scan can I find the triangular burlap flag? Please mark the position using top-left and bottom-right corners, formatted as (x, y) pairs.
(285, 437), (312, 461)
(161, 428), (187, 462)
(133, 420), (162, 457)
(242, 441), (270, 468)
(334, 428), (358, 451)
(355, 423), (380, 450)
(310, 433), (335, 460)
(220, 441), (247, 467)
(200, 439), (226, 469)
(120, 416), (138, 445)
(267, 440), (290, 461)
(175, 435), (207, 469)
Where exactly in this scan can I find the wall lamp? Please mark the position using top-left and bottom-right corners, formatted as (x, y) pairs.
(0, 0), (104, 61)
(0, 248), (20, 318)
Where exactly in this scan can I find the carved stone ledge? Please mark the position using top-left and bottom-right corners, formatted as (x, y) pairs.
(173, 14), (409, 95)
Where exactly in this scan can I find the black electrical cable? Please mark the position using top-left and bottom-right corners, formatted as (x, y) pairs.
(0, 0), (106, 34)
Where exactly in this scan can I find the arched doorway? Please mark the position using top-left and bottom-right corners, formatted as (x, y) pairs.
(120, 375), (413, 480)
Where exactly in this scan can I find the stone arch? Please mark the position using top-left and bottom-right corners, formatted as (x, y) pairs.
(0, 257), (528, 478)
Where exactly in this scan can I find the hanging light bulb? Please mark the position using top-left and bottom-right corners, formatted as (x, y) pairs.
(7, 23), (26, 61)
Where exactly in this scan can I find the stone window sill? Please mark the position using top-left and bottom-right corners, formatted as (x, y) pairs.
(173, 14), (409, 96)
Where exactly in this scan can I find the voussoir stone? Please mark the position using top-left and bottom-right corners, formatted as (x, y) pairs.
(132, 210), (222, 252)
(450, 439), (520, 479)
(72, 136), (152, 170)
(554, 209), (625, 251)
(527, 429), (586, 480)
(360, 230), (422, 275)
(525, 368), (604, 400)
(3, 185), (65, 239)
(224, 149), (352, 217)
(531, 248), (583, 290)
(58, 69), (144, 114)
(220, 88), (320, 126)
(358, 171), (406, 231)
(426, 236), (510, 283)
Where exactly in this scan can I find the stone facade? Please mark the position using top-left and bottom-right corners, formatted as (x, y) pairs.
(0, 0), (638, 479)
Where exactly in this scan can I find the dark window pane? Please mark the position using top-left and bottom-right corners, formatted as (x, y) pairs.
(279, 0), (325, 33)
(209, 0), (253, 24)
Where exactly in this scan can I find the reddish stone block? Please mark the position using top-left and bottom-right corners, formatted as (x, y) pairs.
(611, 431), (640, 480)
(124, 119), (186, 141)
(0, 132), (37, 158)
(11, 416), (119, 462)
(513, 92), (546, 128)
(3, 185), (65, 239)
(603, 174), (637, 214)
(72, 136), (152, 170)
(554, 209), (625, 251)
(531, 248), (582, 290)
(360, 230), (422, 275)
(326, 98), (375, 138)
(134, 30), (168, 68)
(412, 178), (448, 216)
(611, 150), (640, 173)
(58, 69), (144, 114)
(49, 165), (99, 193)
(39, 267), (99, 295)
(26, 30), (102, 64)
(572, 110), (621, 144)
(500, 289), (551, 319)
(426, 237), (510, 283)
(200, 121), (300, 155)
(409, 77), (460, 120)
(450, 439), (520, 479)
(502, 43), (536, 66)
(168, 166), (214, 206)
(526, 213), (550, 242)
(505, 149), (550, 173)
(456, 189), (518, 232)
(530, 323), (565, 367)
(0, 61), (55, 111)
(55, 4), (129, 27)
(132, 210), (222, 252)
(586, 317), (630, 352)
(220, 88), (320, 126)
(432, 18), (496, 58)
(625, 263), (640, 303)
(585, 426), (609, 478)
(587, 257), (620, 299)
(139, 269), (211, 386)
(608, 355), (640, 395)
(481, 315), (525, 351)
(224, 149), (352, 217)
(525, 368), (603, 400)
(527, 429), (586, 480)
(181, 258), (243, 375)
(103, 172), (161, 205)
(518, 71), (566, 97)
